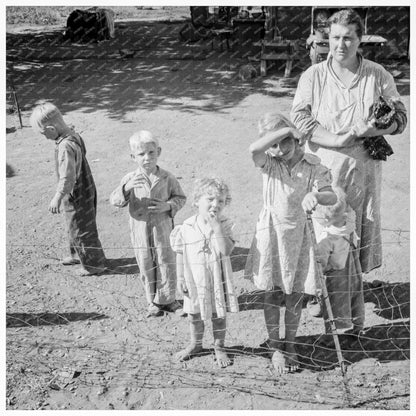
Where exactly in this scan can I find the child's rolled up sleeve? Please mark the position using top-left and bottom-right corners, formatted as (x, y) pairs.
(314, 164), (333, 191)
(167, 177), (186, 218)
(56, 144), (78, 196)
(110, 173), (133, 207)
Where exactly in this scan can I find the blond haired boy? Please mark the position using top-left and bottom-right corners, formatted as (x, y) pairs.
(30, 102), (107, 276)
(110, 131), (186, 317)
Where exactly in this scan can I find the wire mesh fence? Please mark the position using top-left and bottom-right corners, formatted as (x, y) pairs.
(6, 228), (410, 410)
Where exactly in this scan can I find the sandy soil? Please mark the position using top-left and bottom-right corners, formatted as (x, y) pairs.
(5, 17), (410, 410)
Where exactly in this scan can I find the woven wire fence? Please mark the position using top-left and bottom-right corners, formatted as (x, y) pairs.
(6, 223), (410, 410)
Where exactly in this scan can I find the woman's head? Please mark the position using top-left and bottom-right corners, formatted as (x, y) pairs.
(30, 102), (69, 140)
(193, 177), (231, 218)
(328, 9), (363, 65)
(328, 9), (364, 39)
(258, 112), (304, 160)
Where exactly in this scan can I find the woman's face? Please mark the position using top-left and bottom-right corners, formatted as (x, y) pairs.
(329, 23), (361, 65)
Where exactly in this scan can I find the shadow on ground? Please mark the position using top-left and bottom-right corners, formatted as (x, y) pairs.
(105, 257), (140, 274)
(238, 281), (410, 318)
(6, 312), (107, 328)
(236, 281), (410, 370)
(230, 246), (249, 272)
(227, 320), (409, 371)
(6, 20), (306, 121)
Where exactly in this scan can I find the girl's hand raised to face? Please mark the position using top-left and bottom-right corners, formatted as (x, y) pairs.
(289, 127), (303, 142)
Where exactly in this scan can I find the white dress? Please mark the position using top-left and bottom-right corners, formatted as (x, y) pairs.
(170, 215), (239, 320)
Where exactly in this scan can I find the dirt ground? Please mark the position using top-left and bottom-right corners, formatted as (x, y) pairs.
(5, 15), (410, 411)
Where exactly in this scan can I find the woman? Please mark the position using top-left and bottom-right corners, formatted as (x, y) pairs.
(291, 8), (407, 332)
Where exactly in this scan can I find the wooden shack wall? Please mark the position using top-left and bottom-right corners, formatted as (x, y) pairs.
(271, 6), (409, 58)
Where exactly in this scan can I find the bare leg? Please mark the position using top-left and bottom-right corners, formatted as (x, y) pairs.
(212, 314), (231, 368)
(176, 313), (204, 362)
(263, 288), (285, 350)
(272, 292), (303, 375)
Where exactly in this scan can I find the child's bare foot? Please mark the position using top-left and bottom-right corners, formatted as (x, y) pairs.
(214, 347), (231, 368)
(75, 267), (106, 276)
(284, 343), (300, 373)
(176, 344), (203, 362)
(271, 346), (300, 375)
(61, 256), (80, 266)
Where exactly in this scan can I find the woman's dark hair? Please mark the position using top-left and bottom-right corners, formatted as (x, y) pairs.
(328, 8), (364, 39)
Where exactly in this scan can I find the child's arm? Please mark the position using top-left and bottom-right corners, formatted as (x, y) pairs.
(302, 186), (337, 213)
(249, 127), (301, 167)
(110, 172), (138, 207)
(167, 178), (187, 217)
(176, 253), (188, 296)
(49, 142), (79, 214)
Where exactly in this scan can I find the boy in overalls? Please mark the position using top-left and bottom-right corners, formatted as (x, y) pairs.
(30, 102), (107, 276)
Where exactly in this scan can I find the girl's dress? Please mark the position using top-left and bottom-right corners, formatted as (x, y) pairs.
(245, 152), (332, 295)
(170, 215), (239, 320)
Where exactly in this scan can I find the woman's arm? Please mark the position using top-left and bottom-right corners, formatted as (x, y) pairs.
(380, 70), (407, 135)
(312, 125), (358, 148)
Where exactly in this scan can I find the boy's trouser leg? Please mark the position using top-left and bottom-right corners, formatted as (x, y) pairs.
(264, 288), (284, 348)
(134, 245), (157, 306)
(65, 207), (106, 273)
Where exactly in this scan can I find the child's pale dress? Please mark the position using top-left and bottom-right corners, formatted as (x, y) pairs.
(170, 215), (239, 320)
(245, 153), (332, 295)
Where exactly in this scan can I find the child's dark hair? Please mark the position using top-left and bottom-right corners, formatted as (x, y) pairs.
(193, 177), (231, 207)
